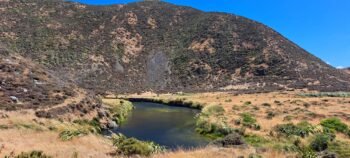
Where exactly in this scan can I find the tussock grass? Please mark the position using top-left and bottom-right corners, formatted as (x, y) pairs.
(112, 133), (165, 156)
(273, 121), (319, 138)
(239, 113), (260, 130)
(195, 105), (234, 139)
(54, 118), (102, 141)
(329, 141), (350, 158)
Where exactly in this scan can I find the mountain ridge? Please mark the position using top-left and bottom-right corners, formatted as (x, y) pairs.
(0, 0), (349, 94)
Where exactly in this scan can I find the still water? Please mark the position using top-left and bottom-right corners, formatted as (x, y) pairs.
(113, 102), (210, 149)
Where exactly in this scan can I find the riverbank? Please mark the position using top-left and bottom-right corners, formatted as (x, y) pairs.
(122, 91), (350, 157)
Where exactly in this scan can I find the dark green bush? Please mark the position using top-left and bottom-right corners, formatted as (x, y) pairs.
(310, 134), (331, 152)
(320, 118), (348, 133)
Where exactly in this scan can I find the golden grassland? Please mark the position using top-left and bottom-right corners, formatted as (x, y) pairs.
(123, 91), (350, 135)
(0, 91), (349, 157)
(0, 110), (114, 158)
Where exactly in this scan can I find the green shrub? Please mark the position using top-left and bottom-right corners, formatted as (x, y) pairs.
(240, 113), (256, 125)
(59, 129), (88, 141)
(7, 150), (52, 158)
(111, 133), (165, 156)
(320, 118), (348, 133)
(310, 134), (330, 152)
(237, 113), (260, 130)
(274, 121), (316, 138)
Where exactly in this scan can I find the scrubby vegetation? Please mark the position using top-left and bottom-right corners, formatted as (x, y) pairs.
(310, 134), (331, 152)
(239, 113), (260, 130)
(195, 105), (234, 138)
(58, 119), (102, 141)
(102, 99), (134, 124)
(329, 141), (350, 158)
(111, 133), (165, 156)
(320, 118), (349, 135)
(274, 121), (317, 138)
(5, 150), (52, 158)
(299, 92), (350, 98)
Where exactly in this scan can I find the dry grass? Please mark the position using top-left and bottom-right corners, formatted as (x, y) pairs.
(125, 91), (350, 136)
(1, 91), (349, 158)
(0, 129), (113, 158)
(151, 146), (294, 158)
(0, 110), (113, 158)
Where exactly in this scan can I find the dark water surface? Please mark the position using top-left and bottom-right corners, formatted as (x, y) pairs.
(113, 102), (210, 149)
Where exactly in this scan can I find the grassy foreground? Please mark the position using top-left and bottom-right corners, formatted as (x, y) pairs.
(124, 91), (350, 157)
(1, 91), (350, 157)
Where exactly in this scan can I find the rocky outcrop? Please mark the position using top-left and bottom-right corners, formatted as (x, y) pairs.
(209, 133), (245, 147)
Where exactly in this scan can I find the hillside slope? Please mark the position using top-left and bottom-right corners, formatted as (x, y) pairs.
(0, 43), (103, 119)
(0, 0), (349, 93)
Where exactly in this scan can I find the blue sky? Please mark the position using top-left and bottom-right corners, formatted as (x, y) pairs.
(71, 0), (350, 68)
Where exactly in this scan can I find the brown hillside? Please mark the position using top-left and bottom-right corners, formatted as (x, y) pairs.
(0, 0), (349, 93)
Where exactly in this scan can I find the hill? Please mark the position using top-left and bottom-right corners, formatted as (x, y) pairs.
(0, 0), (349, 93)
(0, 43), (103, 119)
